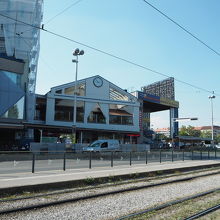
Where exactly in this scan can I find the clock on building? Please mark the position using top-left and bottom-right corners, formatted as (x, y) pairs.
(93, 77), (103, 87)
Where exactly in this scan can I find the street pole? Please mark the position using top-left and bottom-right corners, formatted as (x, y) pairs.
(73, 55), (78, 144)
(211, 97), (214, 143)
(72, 49), (84, 144)
(209, 92), (215, 145)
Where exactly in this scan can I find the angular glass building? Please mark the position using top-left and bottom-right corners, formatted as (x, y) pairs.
(0, 0), (43, 149)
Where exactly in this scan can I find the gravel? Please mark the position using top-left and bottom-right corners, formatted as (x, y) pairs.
(1, 170), (220, 220)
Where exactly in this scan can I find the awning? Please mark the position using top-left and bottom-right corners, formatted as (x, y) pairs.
(0, 123), (24, 129)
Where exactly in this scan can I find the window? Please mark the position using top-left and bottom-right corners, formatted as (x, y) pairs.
(87, 104), (106, 124)
(64, 82), (85, 96)
(109, 104), (133, 125)
(35, 97), (46, 121)
(54, 99), (74, 122)
(2, 97), (24, 119)
(88, 111), (106, 124)
(1, 70), (22, 88)
(76, 101), (84, 123)
(122, 116), (133, 125)
(109, 115), (133, 125)
(55, 89), (62, 94)
(110, 87), (131, 101)
(54, 99), (84, 122)
(101, 142), (108, 148)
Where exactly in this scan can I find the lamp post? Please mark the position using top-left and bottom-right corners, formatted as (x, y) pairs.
(209, 92), (215, 145)
(72, 48), (84, 144)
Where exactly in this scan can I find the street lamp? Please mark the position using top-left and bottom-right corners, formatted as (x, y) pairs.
(72, 48), (84, 144)
(209, 92), (215, 145)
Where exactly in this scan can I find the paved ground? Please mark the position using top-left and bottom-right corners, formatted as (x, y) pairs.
(0, 151), (216, 174)
(0, 160), (220, 191)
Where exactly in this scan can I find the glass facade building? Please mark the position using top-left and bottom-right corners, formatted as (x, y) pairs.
(0, 0), (43, 149)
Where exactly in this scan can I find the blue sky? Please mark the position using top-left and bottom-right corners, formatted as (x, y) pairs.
(36, 0), (220, 129)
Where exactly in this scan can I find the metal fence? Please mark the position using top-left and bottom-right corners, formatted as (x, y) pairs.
(0, 149), (219, 174)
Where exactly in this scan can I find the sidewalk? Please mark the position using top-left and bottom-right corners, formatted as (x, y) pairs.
(0, 160), (220, 194)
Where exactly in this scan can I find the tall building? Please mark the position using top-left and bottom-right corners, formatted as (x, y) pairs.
(0, 0), (43, 149)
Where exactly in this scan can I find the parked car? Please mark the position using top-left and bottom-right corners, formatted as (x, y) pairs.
(215, 144), (220, 149)
(82, 140), (120, 152)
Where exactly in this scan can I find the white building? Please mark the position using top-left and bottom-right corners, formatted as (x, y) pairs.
(33, 75), (140, 144)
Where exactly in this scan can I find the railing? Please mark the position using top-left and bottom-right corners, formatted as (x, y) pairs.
(0, 149), (219, 174)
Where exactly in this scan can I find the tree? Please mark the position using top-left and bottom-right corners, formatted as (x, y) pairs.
(215, 134), (220, 143)
(200, 130), (211, 139)
(179, 125), (201, 137)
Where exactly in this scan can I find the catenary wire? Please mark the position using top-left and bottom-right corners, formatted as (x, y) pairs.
(14, 32), (63, 80)
(0, 12), (218, 96)
(17, 0), (84, 35)
(45, 0), (84, 25)
(141, 0), (220, 57)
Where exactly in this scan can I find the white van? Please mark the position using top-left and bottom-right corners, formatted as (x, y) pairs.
(82, 140), (120, 152)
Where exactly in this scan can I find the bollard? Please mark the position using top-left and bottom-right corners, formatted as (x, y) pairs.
(111, 152), (113, 167)
(145, 151), (148, 165)
(63, 152), (66, 171)
(130, 152), (132, 166)
(172, 149), (174, 162)
(182, 150), (184, 161)
(160, 150), (162, 163)
(32, 153), (35, 173)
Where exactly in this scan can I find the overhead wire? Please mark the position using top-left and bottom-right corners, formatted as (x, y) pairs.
(0, 12), (218, 96)
(15, 32), (62, 78)
(19, 0), (84, 35)
(44, 0), (84, 25)
(142, 0), (220, 57)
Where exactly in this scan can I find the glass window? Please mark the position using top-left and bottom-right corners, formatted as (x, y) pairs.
(76, 101), (84, 123)
(54, 99), (74, 122)
(55, 89), (62, 94)
(64, 82), (85, 96)
(2, 97), (24, 119)
(88, 111), (106, 124)
(122, 116), (133, 125)
(87, 103), (106, 124)
(109, 115), (121, 125)
(35, 97), (46, 121)
(110, 87), (130, 101)
(1, 70), (22, 88)
(101, 142), (108, 148)
(54, 99), (84, 122)
(109, 104), (133, 125)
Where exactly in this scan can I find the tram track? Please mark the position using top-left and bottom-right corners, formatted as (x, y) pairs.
(184, 203), (220, 220)
(1, 168), (220, 216)
(118, 188), (220, 220)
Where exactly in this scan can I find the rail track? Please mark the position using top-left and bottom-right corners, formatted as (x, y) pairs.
(1, 168), (220, 216)
(184, 203), (220, 220)
(117, 189), (220, 219)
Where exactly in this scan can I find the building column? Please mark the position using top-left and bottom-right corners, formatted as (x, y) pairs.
(170, 107), (179, 139)
(80, 131), (83, 144)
